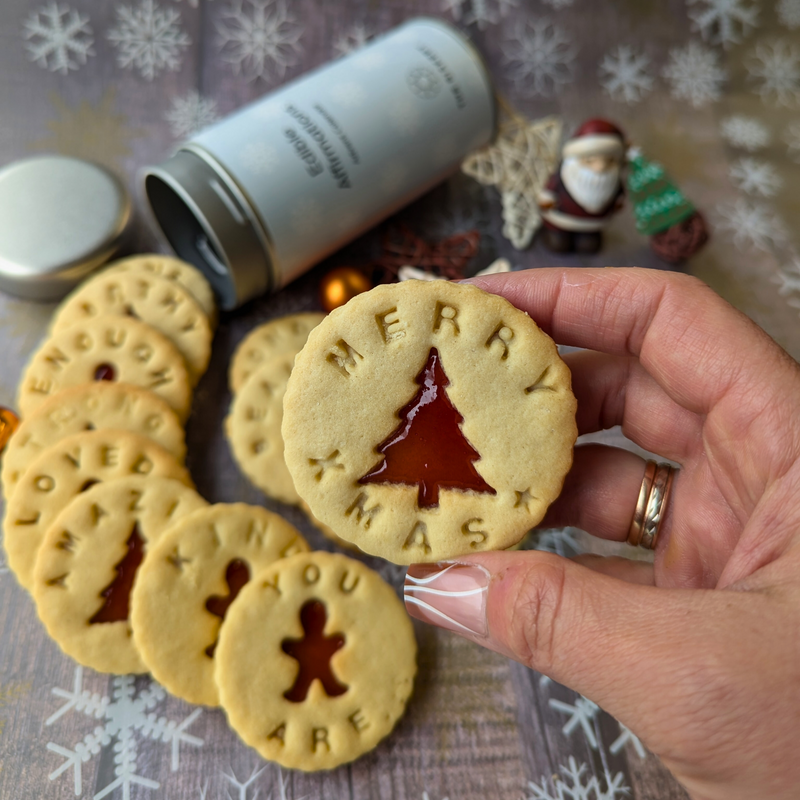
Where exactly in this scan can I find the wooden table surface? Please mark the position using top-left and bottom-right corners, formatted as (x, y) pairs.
(2, 1), (799, 798)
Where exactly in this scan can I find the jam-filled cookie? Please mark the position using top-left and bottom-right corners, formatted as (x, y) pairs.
(130, 503), (309, 706)
(215, 551), (416, 771)
(32, 476), (207, 674)
(17, 314), (193, 421)
(282, 280), (577, 564)
(50, 270), (213, 385)
(3, 429), (192, 592)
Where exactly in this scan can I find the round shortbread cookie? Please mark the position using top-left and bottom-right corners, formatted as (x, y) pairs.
(229, 312), (325, 394)
(103, 253), (217, 326)
(2, 383), (186, 501)
(17, 314), (193, 422)
(3, 429), (192, 592)
(130, 503), (310, 707)
(32, 476), (208, 674)
(282, 280), (578, 564)
(225, 353), (298, 505)
(215, 551), (417, 771)
(50, 270), (212, 385)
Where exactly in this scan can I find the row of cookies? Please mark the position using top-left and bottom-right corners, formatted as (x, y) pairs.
(224, 313), (354, 547)
(3, 254), (215, 591)
(16, 253), (216, 424)
(30, 478), (416, 771)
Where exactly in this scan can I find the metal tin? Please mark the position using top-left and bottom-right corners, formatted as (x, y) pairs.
(0, 156), (130, 301)
(143, 17), (496, 311)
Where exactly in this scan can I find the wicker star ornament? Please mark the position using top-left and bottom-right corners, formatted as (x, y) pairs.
(462, 109), (562, 249)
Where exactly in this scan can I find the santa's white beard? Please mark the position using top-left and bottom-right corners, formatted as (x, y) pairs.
(561, 157), (620, 214)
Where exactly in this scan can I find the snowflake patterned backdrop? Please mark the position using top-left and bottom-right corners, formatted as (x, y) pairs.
(3, 0), (800, 798)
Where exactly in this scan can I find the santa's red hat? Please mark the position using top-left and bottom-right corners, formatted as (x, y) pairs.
(562, 119), (626, 159)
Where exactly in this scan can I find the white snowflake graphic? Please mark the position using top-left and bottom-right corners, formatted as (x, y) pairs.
(526, 757), (629, 800)
(778, 0), (800, 29)
(46, 666), (203, 799)
(505, 18), (577, 97)
(785, 120), (800, 161)
(242, 141), (280, 175)
(715, 199), (787, 251)
(332, 23), (372, 56)
(215, 0), (303, 83)
(199, 766), (306, 800)
(610, 723), (647, 759)
(549, 696), (601, 749)
(598, 45), (653, 104)
(23, 2), (94, 74)
(729, 157), (782, 197)
(720, 115), (770, 150)
(687, 0), (759, 49)
(166, 90), (219, 138)
(108, 0), (190, 81)
(747, 39), (800, 107)
(773, 259), (800, 309)
(330, 80), (367, 108)
(442, 0), (518, 29)
(662, 41), (726, 107)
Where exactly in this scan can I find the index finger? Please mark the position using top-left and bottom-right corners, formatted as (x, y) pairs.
(466, 267), (784, 415)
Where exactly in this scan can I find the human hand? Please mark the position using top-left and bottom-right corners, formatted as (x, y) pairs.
(403, 267), (800, 800)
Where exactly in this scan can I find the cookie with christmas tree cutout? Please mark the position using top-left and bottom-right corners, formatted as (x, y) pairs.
(3, 429), (192, 593)
(215, 551), (416, 771)
(32, 476), (208, 674)
(282, 280), (577, 564)
(130, 503), (309, 706)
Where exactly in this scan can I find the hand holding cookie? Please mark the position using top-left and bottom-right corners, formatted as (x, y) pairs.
(403, 267), (800, 800)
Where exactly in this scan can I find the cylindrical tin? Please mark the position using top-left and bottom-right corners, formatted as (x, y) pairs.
(143, 17), (495, 310)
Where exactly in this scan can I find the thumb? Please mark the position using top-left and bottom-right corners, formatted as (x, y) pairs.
(403, 550), (725, 733)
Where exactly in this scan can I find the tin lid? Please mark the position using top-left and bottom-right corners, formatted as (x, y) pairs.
(142, 149), (273, 311)
(0, 155), (130, 301)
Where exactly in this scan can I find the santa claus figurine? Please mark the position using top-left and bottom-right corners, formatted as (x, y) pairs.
(538, 119), (626, 254)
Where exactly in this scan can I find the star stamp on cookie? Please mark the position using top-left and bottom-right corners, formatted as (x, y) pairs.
(32, 476), (208, 675)
(282, 280), (578, 564)
(215, 551), (417, 771)
(3, 429), (192, 592)
(130, 503), (309, 707)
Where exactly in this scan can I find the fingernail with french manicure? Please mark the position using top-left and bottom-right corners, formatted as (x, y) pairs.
(403, 562), (489, 638)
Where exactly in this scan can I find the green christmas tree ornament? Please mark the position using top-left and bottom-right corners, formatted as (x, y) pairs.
(626, 148), (708, 263)
(627, 150), (695, 235)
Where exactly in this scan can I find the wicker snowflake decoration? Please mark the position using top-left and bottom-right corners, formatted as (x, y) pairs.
(461, 106), (562, 249)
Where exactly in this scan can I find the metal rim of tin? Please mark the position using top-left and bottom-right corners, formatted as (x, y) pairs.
(0, 155), (130, 302)
(142, 17), (497, 311)
(141, 149), (274, 312)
